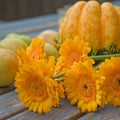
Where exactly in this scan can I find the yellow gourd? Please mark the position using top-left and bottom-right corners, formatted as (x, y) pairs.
(60, 1), (120, 50)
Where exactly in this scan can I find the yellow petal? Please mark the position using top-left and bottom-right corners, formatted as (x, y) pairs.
(91, 101), (97, 111)
(78, 100), (84, 108)
(81, 104), (87, 112)
(70, 97), (78, 105)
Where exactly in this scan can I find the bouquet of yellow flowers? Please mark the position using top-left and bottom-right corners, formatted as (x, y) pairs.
(15, 0), (120, 113)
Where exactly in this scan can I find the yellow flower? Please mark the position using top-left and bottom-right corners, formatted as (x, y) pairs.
(99, 57), (120, 106)
(55, 36), (91, 74)
(17, 48), (29, 67)
(64, 60), (105, 112)
(17, 37), (46, 66)
(15, 57), (64, 113)
(26, 37), (46, 60)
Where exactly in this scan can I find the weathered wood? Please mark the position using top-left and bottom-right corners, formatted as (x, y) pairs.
(7, 98), (83, 120)
(79, 105), (120, 120)
(112, 0), (120, 5)
(0, 91), (26, 120)
(0, 83), (15, 95)
(0, 92), (82, 120)
(0, 91), (84, 120)
(0, 14), (58, 40)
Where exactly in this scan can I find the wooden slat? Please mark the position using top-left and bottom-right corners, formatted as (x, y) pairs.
(0, 14), (58, 40)
(0, 14), (58, 29)
(0, 21), (58, 39)
(112, 0), (120, 5)
(0, 83), (14, 95)
(79, 105), (120, 120)
(0, 91), (84, 120)
(7, 99), (84, 120)
(0, 91), (26, 120)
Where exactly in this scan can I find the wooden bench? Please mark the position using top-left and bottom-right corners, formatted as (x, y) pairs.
(0, 2), (120, 119)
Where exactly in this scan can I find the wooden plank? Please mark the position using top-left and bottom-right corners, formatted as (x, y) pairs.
(0, 14), (58, 40)
(0, 22), (57, 39)
(112, 0), (120, 6)
(0, 83), (15, 95)
(79, 105), (120, 120)
(0, 14), (58, 30)
(7, 99), (83, 120)
(0, 91), (84, 120)
(0, 14), (58, 29)
(0, 91), (26, 120)
(0, 22), (58, 40)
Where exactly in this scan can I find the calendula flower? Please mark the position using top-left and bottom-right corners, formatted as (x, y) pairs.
(99, 57), (120, 106)
(55, 36), (91, 74)
(17, 37), (46, 66)
(15, 57), (64, 113)
(64, 60), (105, 112)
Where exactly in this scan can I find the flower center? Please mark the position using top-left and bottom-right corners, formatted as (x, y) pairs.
(78, 77), (96, 102)
(31, 81), (40, 90)
(113, 74), (120, 89)
(30, 80), (47, 98)
(83, 84), (88, 90)
(70, 52), (80, 64)
(118, 79), (120, 86)
(110, 74), (120, 97)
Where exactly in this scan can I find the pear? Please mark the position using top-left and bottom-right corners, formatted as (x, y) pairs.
(0, 45), (4, 48)
(44, 42), (59, 58)
(5, 33), (32, 46)
(0, 48), (18, 87)
(0, 38), (28, 52)
(38, 30), (60, 50)
(19, 34), (32, 46)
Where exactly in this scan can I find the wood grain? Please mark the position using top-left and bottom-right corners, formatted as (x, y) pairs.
(0, 83), (15, 95)
(79, 105), (120, 120)
(0, 91), (26, 120)
(0, 91), (84, 120)
(0, 14), (58, 40)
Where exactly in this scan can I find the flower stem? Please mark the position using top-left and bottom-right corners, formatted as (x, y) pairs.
(53, 54), (120, 80)
(89, 54), (120, 61)
(52, 72), (65, 79)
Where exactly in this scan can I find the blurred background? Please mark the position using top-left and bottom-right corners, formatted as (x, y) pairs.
(0, 0), (118, 21)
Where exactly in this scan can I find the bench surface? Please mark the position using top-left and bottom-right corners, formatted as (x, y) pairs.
(0, 1), (120, 119)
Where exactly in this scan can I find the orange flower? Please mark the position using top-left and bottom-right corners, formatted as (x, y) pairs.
(55, 36), (91, 74)
(99, 57), (120, 106)
(26, 37), (46, 60)
(15, 57), (64, 113)
(17, 37), (46, 66)
(64, 60), (105, 112)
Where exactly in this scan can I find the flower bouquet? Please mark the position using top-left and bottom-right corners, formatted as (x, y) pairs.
(15, 0), (120, 113)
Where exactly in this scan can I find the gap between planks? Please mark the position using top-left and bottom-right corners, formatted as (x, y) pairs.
(0, 84), (15, 95)
(0, 91), (85, 120)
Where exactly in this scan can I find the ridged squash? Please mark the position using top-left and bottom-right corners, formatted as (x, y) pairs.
(60, 1), (120, 50)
